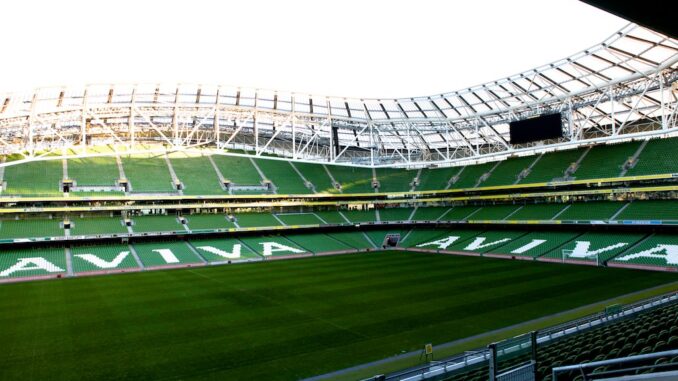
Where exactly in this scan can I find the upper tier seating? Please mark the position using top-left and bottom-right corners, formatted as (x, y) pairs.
(254, 158), (311, 194)
(3, 159), (63, 196)
(573, 141), (640, 179)
(168, 153), (225, 195)
(211, 155), (263, 185)
(375, 168), (417, 192)
(2, 136), (676, 197)
(416, 166), (461, 191)
(482, 155), (537, 186)
(293, 162), (337, 193)
(68, 156), (120, 186)
(326, 165), (374, 193)
(518, 148), (585, 183)
(450, 162), (495, 188)
(626, 137), (678, 176)
(121, 154), (175, 192)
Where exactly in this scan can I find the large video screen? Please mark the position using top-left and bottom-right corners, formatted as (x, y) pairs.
(509, 113), (563, 144)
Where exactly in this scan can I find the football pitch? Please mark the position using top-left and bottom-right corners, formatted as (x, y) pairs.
(0, 251), (675, 381)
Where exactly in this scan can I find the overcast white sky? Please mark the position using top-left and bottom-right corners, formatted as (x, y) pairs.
(0, 0), (626, 98)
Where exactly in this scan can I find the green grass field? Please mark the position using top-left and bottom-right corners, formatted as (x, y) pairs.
(0, 251), (675, 381)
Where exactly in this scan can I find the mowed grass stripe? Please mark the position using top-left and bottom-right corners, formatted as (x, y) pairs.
(0, 251), (675, 381)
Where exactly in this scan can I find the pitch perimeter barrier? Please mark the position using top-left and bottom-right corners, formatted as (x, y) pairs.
(376, 291), (678, 381)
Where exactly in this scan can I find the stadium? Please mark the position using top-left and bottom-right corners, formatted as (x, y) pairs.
(0, 1), (676, 381)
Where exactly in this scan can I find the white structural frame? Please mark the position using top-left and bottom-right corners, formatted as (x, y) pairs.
(0, 24), (676, 168)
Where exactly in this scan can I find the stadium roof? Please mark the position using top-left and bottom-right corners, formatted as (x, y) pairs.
(0, 23), (676, 166)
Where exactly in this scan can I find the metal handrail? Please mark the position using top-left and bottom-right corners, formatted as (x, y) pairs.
(381, 290), (678, 381)
(552, 349), (678, 380)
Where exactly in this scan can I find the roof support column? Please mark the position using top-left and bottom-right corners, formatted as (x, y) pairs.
(80, 89), (88, 152)
(129, 87), (136, 148)
(369, 122), (374, 166)
(292, 95), (297, 160)
(214, 87), (220, 145)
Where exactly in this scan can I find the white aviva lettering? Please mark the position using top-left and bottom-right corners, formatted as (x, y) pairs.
(568, 241), (628, 258)
(616, 244), (678, 265)
(464, 237), (512, 251)
(75, 251), (130, 269)
(260, 242), (304, 256)
(196, 245), (242, 259)
(152, 249), (180, 264)
(416, 236), (460, 250)
(0, 258), (64, 277)
(510, 239), (547, 254)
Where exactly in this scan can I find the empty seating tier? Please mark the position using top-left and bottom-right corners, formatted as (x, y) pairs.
(185, 214), (236, 230)
(518, 148), (585, 183)
(211, 155), (262, 185)
(416, 166), (461, 191)
(254, 158), (311, 194)
(2, 160), (63, 196)
(69, 217), (128, 236)
(616, 200), (678, 221)
(375, 168), (416, 192)
(508, 203), (567, 220)
(378, 207), (414, 222)
(313, 211), (349, 224)
(235, 212), (282, 228)
(285, 233), (354, 253)
(325, 165), (374, 193)
(341, 209), (377, 223)
(276, 213), (324, 226)
(557, 202), (625, 221)
(121, 154), (174, 192)
(68, 156), (120, 186)
(626, 137), (678, 176)
(0, 218), (64, 240)
(482, 155), (536, 186)
(132, 215), (186, 233)
(468, 204), (520, 220)
(293, 162), (337, 193)
(168, 153), (225, 195)
(574, 141), (640, 179)
(450, 162), (495, 189)
(411, 206), (450, 221)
